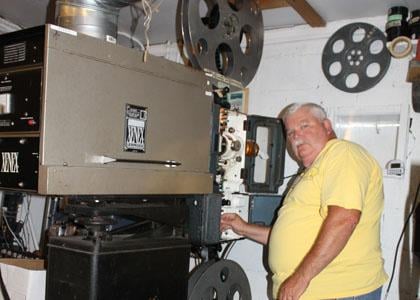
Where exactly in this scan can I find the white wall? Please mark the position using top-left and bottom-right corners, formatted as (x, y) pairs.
(224, 15), (419, 300)
(152, 14), (420, 300)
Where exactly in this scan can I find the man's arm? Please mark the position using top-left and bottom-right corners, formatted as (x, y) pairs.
(220, 213), (271, 245)
(278, 205), (361, 300)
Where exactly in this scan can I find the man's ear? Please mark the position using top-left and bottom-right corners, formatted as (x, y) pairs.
(323, 119), (334, 136)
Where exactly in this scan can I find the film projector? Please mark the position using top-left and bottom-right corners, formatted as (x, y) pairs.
(0, 0), (285, 299)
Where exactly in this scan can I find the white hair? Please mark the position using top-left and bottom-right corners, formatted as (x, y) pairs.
(281, 103), (328, 122)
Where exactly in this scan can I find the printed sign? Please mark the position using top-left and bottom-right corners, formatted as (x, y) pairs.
(124, 104), (147, 152)
(1, 152), (19, 173)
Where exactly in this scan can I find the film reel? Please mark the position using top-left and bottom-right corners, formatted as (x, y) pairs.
(177, 0), (264, 86)
(188, 259), (251, 300)
(322, 22), (391, 93)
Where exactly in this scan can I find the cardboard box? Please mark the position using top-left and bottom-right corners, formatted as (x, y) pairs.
(0, 259), (45, 300)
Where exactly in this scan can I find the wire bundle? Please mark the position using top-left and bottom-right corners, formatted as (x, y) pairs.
(0, 195), (38, 258)
(126, 0), (165, 61)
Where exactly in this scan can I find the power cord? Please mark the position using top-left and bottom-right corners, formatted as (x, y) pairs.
(129, 0), (164, 62)
(282, 169), (304, 180)
(0, 266), (10, 300)
(385, 182), (420, 298)
(221, 240), (237, 259)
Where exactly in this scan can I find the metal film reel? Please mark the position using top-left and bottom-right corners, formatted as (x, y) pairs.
(322, 23), (391, 93)
(188, 259), (251, 300)
(178, 0), (264, 86)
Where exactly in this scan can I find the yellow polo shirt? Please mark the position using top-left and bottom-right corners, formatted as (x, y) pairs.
(269, 139), (388, 299)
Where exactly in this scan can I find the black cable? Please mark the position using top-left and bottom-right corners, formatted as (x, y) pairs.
(129, 4), (141, 49)
(21, 223), (29, 253)
(0, 265), (10, 300)
(221, 240), (238, 259)
(221, 241), (233, 259)
(385, 182), (420, 297)
(22, 196), (31, 229)
(2, 232), (11, 252)
(2, 215), (25, 253)
(282, 169), (304, 180)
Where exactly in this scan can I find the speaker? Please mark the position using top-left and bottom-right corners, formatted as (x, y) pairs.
(47, 236), (190, 300)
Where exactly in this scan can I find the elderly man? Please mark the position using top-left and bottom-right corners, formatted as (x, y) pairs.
(220, 103), (388, 300)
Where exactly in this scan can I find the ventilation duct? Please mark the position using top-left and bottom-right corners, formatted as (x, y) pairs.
(55, 0), (138, 40)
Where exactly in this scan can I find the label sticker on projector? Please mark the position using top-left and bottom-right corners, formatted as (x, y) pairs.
(124, 104), (147, 152)
(50, 25), (78, 37)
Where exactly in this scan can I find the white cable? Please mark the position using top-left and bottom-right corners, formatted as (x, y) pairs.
(150, 0), (165, 14)
(142, 0), (152, 60)
(127, 0), (165, 62)
(16, 204), (23, 222)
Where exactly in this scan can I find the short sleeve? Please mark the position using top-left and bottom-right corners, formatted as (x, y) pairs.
(319, 142), (371, 217)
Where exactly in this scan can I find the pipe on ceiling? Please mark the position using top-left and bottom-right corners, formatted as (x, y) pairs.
(55, 0), (139, 40)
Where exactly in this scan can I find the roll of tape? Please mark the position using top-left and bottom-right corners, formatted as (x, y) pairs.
(388, 35), (413, 58)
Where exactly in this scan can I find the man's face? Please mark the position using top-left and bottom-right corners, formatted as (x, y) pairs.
(284, 107), (333, 167)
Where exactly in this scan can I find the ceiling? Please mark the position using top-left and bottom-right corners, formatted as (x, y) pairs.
(0, 0), (418, 46)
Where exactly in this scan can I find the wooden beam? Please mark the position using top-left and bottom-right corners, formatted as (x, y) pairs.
(259, 0), (289, 10)
(259, 0), (326, 28)
(285, 0), (325, 27)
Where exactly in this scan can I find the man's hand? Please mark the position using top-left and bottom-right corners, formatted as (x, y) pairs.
(277, 273), (310, 300)
(220, 213), (271, 245)
(220, 213), (247, 235)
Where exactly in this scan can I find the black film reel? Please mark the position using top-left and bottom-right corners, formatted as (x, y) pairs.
(188, 259), (251, 300)
(322, 22), (391, 93)
(177, 0), (264, 86)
